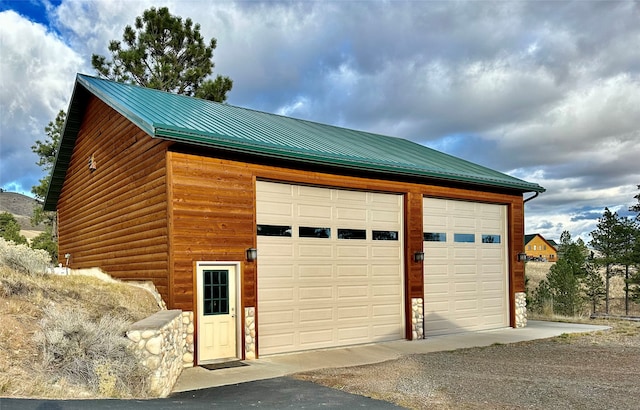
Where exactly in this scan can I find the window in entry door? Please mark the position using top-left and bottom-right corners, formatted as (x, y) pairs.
(203, 269), (229, 315)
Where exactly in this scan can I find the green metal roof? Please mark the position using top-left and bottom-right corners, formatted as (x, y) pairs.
(44, 74), (544, 210)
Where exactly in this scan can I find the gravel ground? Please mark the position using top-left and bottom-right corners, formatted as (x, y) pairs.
(295, 321), (640, 409)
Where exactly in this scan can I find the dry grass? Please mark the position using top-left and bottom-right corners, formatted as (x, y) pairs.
(0, 265), (161, 398)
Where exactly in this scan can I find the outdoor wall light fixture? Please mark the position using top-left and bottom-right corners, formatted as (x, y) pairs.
(246, 248), (258, 262)
(517, 252), (528, 262)
(414, 251), (425, 262)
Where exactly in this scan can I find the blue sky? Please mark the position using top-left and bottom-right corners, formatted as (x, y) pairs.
(1, 0), (639, 242)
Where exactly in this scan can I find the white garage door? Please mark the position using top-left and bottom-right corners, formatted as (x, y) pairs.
(423, 197), (508, 336)
(256, 181), (404, 356)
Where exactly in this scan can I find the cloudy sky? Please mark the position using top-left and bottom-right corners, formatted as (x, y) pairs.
(1, 0), (638, 242)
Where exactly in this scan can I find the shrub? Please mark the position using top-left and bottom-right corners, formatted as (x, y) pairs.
(35, 306), (151, 398)
(0, 237), (50, 276)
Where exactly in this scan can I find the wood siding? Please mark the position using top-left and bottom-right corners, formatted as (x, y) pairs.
(167, 153), (256, 312)
(166, 152), (526, 334)
(56, 96), (171, 298)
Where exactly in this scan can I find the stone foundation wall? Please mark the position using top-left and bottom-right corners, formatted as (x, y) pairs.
(127, 310), (194, 397)
(515, 292), (527, 328)
(411, 298), (424, 339)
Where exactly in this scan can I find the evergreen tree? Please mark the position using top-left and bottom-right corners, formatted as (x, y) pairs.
(627, 187), (640, 307)
(92, 6), (232, 102)
(616, 216), (640, 315)
(31, 110), (65, 227)
(590, 208), (624, 314)
(558, 232), (590, 278)
(546, 252), (584, 316)
(582, 261), (605, 315)
(31, 110), (65, 200)
(0, 212), (28, 245)
(532, 231), (586, 316)
(30, 111), (64, 262)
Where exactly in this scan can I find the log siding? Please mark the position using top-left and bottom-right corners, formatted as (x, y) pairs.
(56, 96), (171, 297)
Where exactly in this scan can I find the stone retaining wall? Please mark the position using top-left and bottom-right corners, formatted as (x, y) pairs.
(126, 310), (194, 397)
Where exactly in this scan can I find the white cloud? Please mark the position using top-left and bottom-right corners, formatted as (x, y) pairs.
(0, 10), (84, 193)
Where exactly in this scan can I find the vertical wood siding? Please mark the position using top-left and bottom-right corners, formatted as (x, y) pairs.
(167, 153), (256, 312)
(56, 96), (171, 297)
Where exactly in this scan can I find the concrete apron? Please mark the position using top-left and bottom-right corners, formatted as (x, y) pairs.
(172, 320), (610, 393)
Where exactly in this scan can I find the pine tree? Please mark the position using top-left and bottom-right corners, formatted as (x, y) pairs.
(625, 186), (640, 307)
(30, 111), (64, 262)
(582, 262), (605, 315)
(92, 6), (232, 102)
(547, 256), (584, 316)
(532, 231), (586, 316)
(590, 208), (624, 314)
(616, 217), (640, 315)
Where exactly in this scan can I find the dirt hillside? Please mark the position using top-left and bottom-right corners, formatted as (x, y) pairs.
(0, 266), (161, 398)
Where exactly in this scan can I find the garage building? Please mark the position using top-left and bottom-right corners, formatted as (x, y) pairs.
(45, 74), (544, 364)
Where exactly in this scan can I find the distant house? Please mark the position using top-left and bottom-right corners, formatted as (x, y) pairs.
(524, 234), (557, 261)
(44, 74), (544, 364)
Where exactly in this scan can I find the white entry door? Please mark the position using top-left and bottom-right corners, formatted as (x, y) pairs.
(196, 262), (238, 363)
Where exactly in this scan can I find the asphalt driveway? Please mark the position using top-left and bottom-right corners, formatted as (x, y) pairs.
(0, 377), (400, 409)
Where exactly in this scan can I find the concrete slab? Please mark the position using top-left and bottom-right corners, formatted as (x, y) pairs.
(172, 320), (610, 393)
